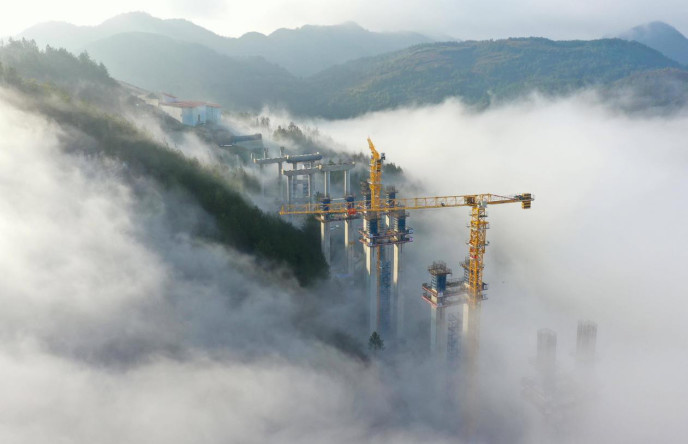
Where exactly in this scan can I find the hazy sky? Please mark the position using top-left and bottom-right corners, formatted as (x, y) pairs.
(5, 0), (688, 40)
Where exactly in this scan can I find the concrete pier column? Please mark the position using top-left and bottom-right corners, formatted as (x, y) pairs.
(323, 171), (331, 196)
(344, 194), (355, 276)
(365, 244), (379, 334)
(287, 175), (293, 204)
(378, 246), (393, 339)
(537, 329), (557, 374)
(460, 301), (482, 438)
(393, 243), (403, 339)
(431, 306), (447, 356)
(259, 163), (265, 196)
(320, 220), (331, 264)
(344, 170), (351, 195)
(536, 328), (557, 395)
(576, 320), (597, 364)
(277, 162), (283, 201)
(344, 219), (354, 275)
(461, 303), (482, 369)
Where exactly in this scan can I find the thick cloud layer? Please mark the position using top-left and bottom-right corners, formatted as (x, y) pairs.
(3, 89), (687, 443)
(0, 95), (458, 443)
(314, 95), (688, 442)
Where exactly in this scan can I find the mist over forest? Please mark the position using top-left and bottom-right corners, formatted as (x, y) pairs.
(1, 7), (687, 444)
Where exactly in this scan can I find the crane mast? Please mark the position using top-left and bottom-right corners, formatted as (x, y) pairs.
(367, 137), (383, 212)
(466, 201), (488, 305)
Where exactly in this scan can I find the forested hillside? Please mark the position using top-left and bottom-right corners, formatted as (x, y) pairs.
(0, 39), (116, 105)
(19, 13), (688, 118)
(604, 68), (688, 112)
(300, 38), (685, 117)
(74, 34), (688, 118)
(82, 32), (300, 112)
(0, 40), (328, 286)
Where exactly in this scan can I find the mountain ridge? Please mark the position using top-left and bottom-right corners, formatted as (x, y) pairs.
(16, 14), (688, 118)
(0, 38), (328, 286)
(81, 31), (300, 111)
(297, 37), (684, 117)
(73, 32), (687, 118)
(18, 12), (434, 76)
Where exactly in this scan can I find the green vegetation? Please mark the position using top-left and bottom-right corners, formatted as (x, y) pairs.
(0, 42), (328, 286)
(63, 33), (687, 118)
(272, 121), (339, 156)
(301, 38), (685, 118)
(19, 14), (688, 118)
(368, 331), (385, 351)
(0, 38), (116, 104)
(83, 32), (300, 113)
(605, 68), (688, 112)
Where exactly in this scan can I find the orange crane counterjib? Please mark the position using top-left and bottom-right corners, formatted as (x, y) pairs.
(279, 193), (534, 216)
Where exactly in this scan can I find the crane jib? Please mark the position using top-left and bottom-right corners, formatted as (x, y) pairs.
(279, 194), (534, 216)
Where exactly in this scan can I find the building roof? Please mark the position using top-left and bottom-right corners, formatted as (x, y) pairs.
(160, 101), (222, 109)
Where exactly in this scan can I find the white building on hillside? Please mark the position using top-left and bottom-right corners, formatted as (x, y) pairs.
(158, 93), (222, 126)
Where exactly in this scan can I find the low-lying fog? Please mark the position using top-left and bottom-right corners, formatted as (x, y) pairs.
(315, 94), (688, 442)
(2, 90), (686, 443)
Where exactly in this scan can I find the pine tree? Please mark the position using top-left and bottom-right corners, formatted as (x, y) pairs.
(368, 331), (384, 351)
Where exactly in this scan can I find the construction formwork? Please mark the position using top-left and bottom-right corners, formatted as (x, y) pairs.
(421, 261), (467, 364)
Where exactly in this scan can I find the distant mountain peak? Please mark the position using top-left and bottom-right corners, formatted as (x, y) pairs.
(621, 21), (684, 38)
(335, 21), (365, 30)
(100, 11), (200, 29)
(99, 11), (157, 26)
(106, 11), (154, 19)
(239, 31), (268, 40)
(617, 21), (688, 65)
(266, 22), (365, 38)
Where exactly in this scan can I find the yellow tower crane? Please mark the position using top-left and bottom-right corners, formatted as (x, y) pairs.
(279, 138), (533, 306)
(367, 137), (384, 212)
(280, 138), (534, 438)
(279, 139), (532, 302)
(279, 139), (532, 437)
